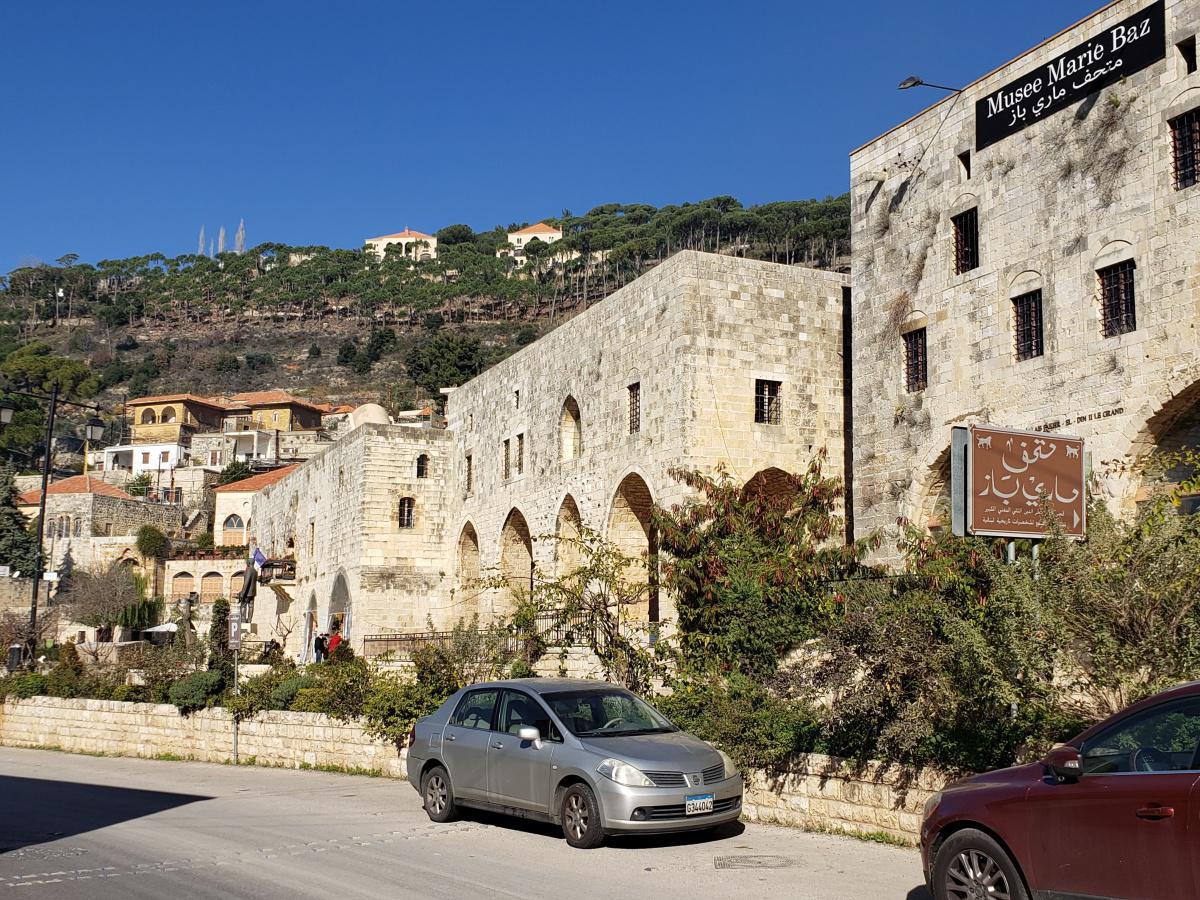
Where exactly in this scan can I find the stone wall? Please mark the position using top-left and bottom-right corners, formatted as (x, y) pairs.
(0, 696), (947, 842)
(0, 696), (408, 778)
(850, 0), (1200, 560)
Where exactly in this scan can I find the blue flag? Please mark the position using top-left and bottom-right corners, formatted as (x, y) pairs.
(253, 547), (268, 571)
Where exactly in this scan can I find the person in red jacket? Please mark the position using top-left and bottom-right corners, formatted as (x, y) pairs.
(326, 628), (342, 656)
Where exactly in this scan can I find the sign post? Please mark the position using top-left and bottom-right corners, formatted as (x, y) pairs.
(953, 425), (1086, 545)
(229, 604), (241, 765)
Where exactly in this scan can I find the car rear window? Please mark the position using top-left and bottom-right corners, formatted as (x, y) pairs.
(451, 689), (498, 730)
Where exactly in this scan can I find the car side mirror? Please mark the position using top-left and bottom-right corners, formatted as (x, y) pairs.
(1044, 745), (1084, 783)
(518, 726), (542, 748)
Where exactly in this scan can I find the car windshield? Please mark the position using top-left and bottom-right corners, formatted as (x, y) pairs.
(542, 689), (677, 737)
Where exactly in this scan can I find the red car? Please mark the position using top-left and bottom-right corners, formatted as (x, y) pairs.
(922, 681), (1200, 900)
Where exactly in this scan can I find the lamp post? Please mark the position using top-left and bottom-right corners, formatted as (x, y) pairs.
(898, 75), (963, 93)
(0, 386), (105, 662)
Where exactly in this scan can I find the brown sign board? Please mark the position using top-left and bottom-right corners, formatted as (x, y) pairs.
(966, 425), (1085, 539)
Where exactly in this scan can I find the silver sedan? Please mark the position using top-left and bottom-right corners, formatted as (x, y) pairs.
(406, 678), (743, 848)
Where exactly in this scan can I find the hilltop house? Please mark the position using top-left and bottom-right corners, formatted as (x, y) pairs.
(497, 222), (563, 267)
(364, 228), (438, 261)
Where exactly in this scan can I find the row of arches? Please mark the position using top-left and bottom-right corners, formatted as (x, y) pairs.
(140, 406), (178, 425)
(170, 570), (245, 602)
(47, 516), (83, 538)
(455, 472), (659, 624)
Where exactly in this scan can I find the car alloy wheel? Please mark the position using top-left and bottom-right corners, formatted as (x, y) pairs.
(426, 774), (448, 816)
(564, 792), (589, 840)
(945, 849), (1012, 900)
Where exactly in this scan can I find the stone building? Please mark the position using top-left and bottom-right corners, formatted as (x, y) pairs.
(248, 251), (849, 656)
(363, 227), (437, 261)
(213, 465), (299, 546)
(849, 0), (1200, 557)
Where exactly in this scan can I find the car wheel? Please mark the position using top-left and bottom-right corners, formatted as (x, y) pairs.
(933, 828), (1028, 900)
(421, 765), (457, 823)
(560, 783), (605, 849)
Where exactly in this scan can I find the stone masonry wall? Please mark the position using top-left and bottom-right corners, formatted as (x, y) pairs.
(850, 0), (1200, 560)
(0, 696), (948, 843)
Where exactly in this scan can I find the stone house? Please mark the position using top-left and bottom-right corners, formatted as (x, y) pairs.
(849, 0), (1200, 559)
(212, 465), (299, 547)
(363, 228), (438, 261)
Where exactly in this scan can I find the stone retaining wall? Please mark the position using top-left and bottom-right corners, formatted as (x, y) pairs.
(0, 697), (948, 843)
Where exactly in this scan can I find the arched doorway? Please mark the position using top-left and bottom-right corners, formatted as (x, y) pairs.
(302, 593), (317, 662)
(456, 522), (482, 622)
(170, 571), (194, 601)
(1130, 380), (1200, 513)
(329, 570), (351, 642)
(555, 495), (584, 577)
(606, 473), (658, 622)
(200, 571), (224, 603)
(744, 467), (796, 499)
(499, 508), (533, 612)
(559, 397), (582, 460)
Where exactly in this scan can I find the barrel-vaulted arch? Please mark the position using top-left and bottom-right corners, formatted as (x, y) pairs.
(329, 569), (351, 639)
(1126, 376), (1200, 513)
(554, 494), (584, 577)
(499, 508), (533, 612)
(606, 472), (658, 622)
(456, 521), (483, 622)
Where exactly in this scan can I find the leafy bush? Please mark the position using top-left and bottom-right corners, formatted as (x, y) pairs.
(135, 525), (170, 559)
(137, 641), (206, 703)
(289, 657), (370, 720)
(271, 673), (315, 710)
(1, 672), (47, 699)
(111, 683), (148, 703)
(308, 343), (321, 359)
(657, 675), (821, 773)
(225, 662), (309, 721)
(168, 670), (225, 713)
(195, 531), (214, 551)
(362, 671), (447, 747)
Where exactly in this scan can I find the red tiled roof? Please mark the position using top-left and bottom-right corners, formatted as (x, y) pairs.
(220, 391), (326, 413)
(18, 475), (135, 505)
(128, 394), (230, 410)
(510, 222), (561, 236)
(212, 465), (300, 494)
(368, 227), (435, 241)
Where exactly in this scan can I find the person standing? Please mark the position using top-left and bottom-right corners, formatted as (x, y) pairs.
(326, 628), (342, 656)
(314, 632), (327, 663)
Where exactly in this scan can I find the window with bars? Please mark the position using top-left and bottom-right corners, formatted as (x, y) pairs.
(628, 382), (641, 434)
(1098, 260), (1137, 337)
(502, 439), (511, 480)
(904, 328), (928, 393)
(952, 208), (979, 274)
(465, 454), (473, 494)
(1171, 108), (1200, 190)
(1013, 290), (1044, 361)
(398, 497), (415, 529)
(754, 379), (782, 425)
(516, 433), (525, 475)
(416, 454), (428, 478)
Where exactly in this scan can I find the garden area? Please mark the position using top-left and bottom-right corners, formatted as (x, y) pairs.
(4, 452), (1200, 778)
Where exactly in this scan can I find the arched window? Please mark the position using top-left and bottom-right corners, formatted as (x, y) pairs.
(223, 514), (244, 531)
(560, 396), (582, 460)
(416, 454), (429, 478)
(72, 518), (82, 537)
(160, 406), (177, 423)
(398, 497), (415, 529)
(140, 408), (157, 424)
(200, 572), (224, 602)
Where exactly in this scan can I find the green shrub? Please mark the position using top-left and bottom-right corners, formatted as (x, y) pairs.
(657, 675), (821, 772)
(111, 683), (148, 703)
(195, 531), (214, 551)
(225, 662), (310, 721)
(168, 670), (225, 713)
(362, 669), (451, 747)
(289, 657), (369, 720)
(135, 525), (170, 559)
(271, 674), (314, 710)
(1, 672), (47, 699)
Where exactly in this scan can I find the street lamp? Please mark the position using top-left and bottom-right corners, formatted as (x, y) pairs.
(898, 75), (962, 93)
(0, 385), (105, 662)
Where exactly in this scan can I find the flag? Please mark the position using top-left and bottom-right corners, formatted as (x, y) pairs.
(253, 547), (268, 571)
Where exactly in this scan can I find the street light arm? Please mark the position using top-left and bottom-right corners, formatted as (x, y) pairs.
(0, 386), (99, 413)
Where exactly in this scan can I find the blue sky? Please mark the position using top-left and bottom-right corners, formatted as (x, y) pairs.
(0, 0), (1102, 272)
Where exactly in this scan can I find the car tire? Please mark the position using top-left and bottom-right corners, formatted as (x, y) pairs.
(560, 783), (605, 849)
(421, 765), (457, 823)
(932, 828), (1028, 900)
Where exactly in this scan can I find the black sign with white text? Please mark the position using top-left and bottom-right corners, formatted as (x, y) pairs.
(975, 0), (1165, 151)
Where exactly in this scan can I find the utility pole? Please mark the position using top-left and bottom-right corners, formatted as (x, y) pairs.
(27, 383), (58, 660)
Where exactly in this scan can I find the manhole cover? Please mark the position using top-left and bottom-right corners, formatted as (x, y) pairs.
(714, 855), (796, 870)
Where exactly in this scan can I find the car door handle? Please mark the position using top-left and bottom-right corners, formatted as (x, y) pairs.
(446, 734), (455, 742)
(492, 741), (504, 749)
(1135, 805), (1175, 820)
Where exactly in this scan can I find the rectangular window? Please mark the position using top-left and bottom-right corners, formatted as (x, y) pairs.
(516, 433), (525, 475)
(502, 439), (511, 480)
(1179, 36), (1197, 74)
(160, 451), (169, 463)
(465, 454), (473, 494)
(904, 328), (928, 393)
(952, 208), (979, 274)
(628, 382), (641, 434)
(398, 497), (415, 529)
(1098, 260), (1137, 337)
(1013, 290), (1044, 361)
(514, 389), (520, 409)
(1170, 108), (1200, 190)
(957, 149), (971, 180)
(141, 452), (150, 464)
(754, 379), (782, 425)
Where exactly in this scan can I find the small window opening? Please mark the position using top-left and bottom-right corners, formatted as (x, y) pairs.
(628, 383), (641, 434)
(754, 379), (782, 425)
(1179, 36), (1197, 75)
(1098, 260), (1137, 337)
(416, 454), (429, 478)
(904, 328), (928, 393)
(398, 497), (415, 528)
(516, 433), (525, 475)
(952, 208), (979, 274)
(957, 150), (972, 180)
(502, 439), (511, 480)
(465, 454), (473, 494)
(1013, 290), (1045, 361)
(1170, 108), (1200, 190)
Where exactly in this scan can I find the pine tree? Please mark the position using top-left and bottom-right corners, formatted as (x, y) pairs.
(234, 219), (246, 254)
(217, 226), (226, 255)
(0, 466), (38, 574)
(197, 226), (206, 257)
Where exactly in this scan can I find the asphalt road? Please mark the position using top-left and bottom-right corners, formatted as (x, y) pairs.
(0, 747), (929, 900)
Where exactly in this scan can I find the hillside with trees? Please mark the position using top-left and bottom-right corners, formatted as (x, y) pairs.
(0, 194), (848, 467)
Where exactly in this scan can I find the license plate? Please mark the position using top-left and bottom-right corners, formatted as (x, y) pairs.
(685, 793), (714, 815)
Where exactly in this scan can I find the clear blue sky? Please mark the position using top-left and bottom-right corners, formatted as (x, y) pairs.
(0, 0), (1102, 273)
